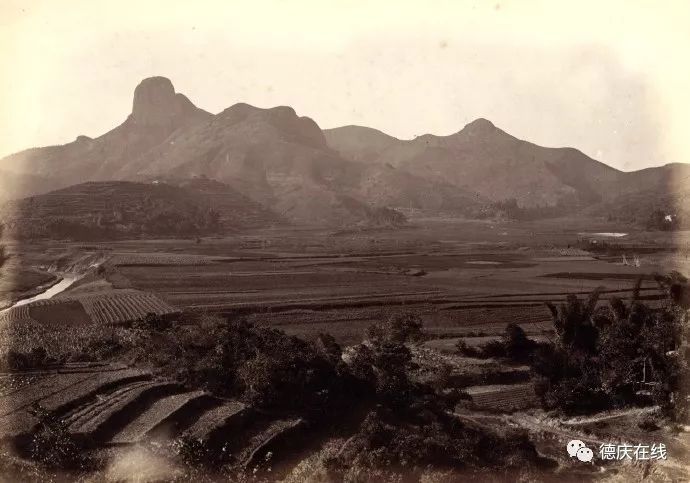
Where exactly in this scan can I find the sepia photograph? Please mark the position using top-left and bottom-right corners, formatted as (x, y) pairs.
(0, 1), (689, 481)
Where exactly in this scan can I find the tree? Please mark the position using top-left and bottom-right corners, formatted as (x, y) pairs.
(365, 312), (424, 345)
(534, 280), (686, 416)
(503, 323), (538, 362)
(545, 288), (602, 355)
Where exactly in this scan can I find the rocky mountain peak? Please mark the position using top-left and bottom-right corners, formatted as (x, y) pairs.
(130, 76), (201, 126)
(462, 118), (496, 134)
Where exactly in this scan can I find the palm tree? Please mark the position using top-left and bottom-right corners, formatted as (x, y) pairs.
(545, 286), (602, 354)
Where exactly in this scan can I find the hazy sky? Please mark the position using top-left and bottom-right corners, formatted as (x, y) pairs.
(1, 0), (689, 171)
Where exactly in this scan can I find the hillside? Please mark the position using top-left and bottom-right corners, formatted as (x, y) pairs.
(1, 75), (687, 226)
(116, 102), (439, 224)
(327, 119), (625, 208)
(1, 77), (212, 186)
(0, 181), (267, 240)
(586, 186), (690, 230)
(162, 176), (284, 227)
(324, 125), (399, 163)
(0, 79), (422, 226)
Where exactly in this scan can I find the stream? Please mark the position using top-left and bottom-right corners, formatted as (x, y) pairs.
(2, 274), (79, 313)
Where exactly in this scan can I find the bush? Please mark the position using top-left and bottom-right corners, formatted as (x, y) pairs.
(24, 405), (90, 471)
(533, 279), (687, 416)
(325, 407), (549, 480)
(4, 347), (55, 371)
(366, 312), (424, 345)
(456, 324), (539, 363)
(133, 312), (172, 331)
(455, 340), (483, 358)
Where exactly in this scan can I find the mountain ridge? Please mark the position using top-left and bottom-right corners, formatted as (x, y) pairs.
(1, 75), (685, 228)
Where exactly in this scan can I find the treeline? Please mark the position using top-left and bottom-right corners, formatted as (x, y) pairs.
(489, 198), (575, 221)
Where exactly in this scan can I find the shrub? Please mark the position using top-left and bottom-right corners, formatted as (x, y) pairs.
(533, 279), (687, 417)
(455, 324), (539, 363)
(455, 340), (483, 358)
(4, 347), (55, 371)
(366, 312), (424, 345)
(133, 312), (172, 331)
(25, 405), (90, 471)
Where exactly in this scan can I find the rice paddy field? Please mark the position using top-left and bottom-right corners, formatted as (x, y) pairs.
(3, 217), (679, 345)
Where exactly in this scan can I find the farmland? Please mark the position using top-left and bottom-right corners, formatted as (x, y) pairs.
(95, 220), (671, 345)
(0, 217), (687, 480)
(2, 218), (678, 344)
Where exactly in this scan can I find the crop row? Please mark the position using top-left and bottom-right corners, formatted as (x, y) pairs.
(242, 418), (305, 468)
(0, 305), (32, 324)
(469, 384), (539, 411)
(79, 291), (178, 325)
(109, 253), (214, 266)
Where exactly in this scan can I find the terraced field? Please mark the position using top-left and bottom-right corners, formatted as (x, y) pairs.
(110, 389), (212, 444)
(182, 400), (250, 444)
(464, 383), (540, 412)
(0, 364), (311, 472)
(0, 289), (178, 326)
(76, 290), (179, 325)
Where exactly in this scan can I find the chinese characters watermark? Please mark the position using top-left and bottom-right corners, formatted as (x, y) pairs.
(598, 443), (667, 461)
(567, 440), (667, 463)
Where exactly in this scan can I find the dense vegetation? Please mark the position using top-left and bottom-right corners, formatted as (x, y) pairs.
(532, 276), (687, 417)
(14, 207), (222, 241)
(592, 188), (688, 231)
(455, 274), (689, 419)
(1, 311), (549, 480)
(0, 182), (223, 241)
(490, 198), (577, 221)
(456, 323), (541, 363)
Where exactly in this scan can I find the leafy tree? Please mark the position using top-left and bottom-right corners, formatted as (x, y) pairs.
(533, 278), (686, 417)
(365, 312), (424, 345)
(503, 323), (538, 362)
(456, 323), (538, 363)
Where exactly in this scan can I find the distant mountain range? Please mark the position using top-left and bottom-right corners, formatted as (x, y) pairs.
(1, 76), (686, 231)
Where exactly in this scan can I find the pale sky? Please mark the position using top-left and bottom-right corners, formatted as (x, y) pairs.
(1, 0), (689, 171)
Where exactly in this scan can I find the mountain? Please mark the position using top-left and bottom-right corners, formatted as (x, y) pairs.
(324, 125), (399, 163)
(0, 78), (426, 226)
(2, 75), (686, 228)
(327, 119), (627, 208)
(0, 180), (279, 240)
(115, 101), (485, 222)
(586, 184), (690, 230)
(163, 176), (283, 228)
(2, 77), (212, 186)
